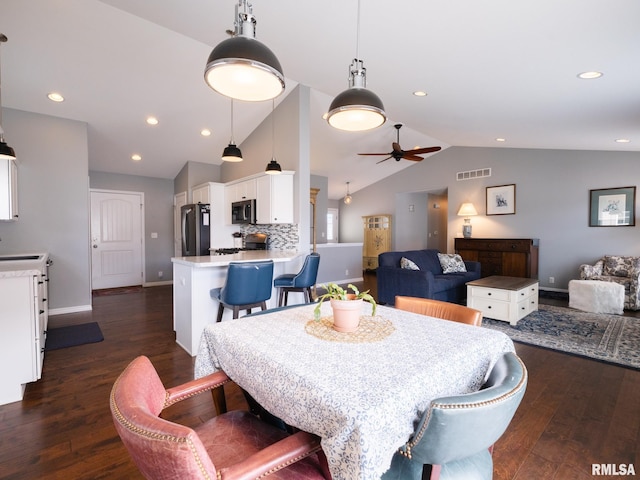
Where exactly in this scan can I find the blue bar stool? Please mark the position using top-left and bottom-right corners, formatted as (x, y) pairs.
(273, 253), (320, 307)
(210, 260), (274, 322)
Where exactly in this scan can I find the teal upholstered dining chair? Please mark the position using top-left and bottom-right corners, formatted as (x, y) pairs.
(273, 252), (320, 306)
(210, 260), (274, 321)
(381, 351), (527, 480)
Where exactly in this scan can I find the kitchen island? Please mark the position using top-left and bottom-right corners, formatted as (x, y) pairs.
(171, 250), (305, 356)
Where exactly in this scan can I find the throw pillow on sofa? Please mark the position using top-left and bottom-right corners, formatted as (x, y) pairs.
(401, 257), (420, 270)
(437, 253), (467, 274)
(603, 255), (640, 277)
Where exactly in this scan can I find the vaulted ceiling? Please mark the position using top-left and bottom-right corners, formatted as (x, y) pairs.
(2, 0), (638, 199)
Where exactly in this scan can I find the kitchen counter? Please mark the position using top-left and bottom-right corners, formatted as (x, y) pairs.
(171, 249), (300, 268)
(171, 250), (305, 355)
(0, 253), (49, 278)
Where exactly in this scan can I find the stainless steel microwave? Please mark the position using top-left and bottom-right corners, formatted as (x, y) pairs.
(231, 199), (256, 224)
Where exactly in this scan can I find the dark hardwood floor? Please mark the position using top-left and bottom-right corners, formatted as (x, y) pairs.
(1, 275), (638, 479)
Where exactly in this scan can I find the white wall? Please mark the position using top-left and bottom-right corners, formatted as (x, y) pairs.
(0, 108), (91, 312)
(339, 146), (640, 291)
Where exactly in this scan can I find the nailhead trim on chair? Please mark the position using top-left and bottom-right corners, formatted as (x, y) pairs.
(397, 355), (528, 460)
(163, 378), (231, 408)
(110, 365), (214, 480)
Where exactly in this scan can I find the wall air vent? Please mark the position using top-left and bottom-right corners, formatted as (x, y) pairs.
(456, 168), (491, 181)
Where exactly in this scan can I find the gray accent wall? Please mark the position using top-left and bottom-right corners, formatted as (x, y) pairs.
(89, 171), (175, 284)
(339, 146), (640, 291)
(0, 108), (91, 312)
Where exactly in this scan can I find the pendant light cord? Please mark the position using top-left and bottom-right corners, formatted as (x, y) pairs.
(355, 0), (361, 59)
(229, 99), (235, 143)
(271, 99), (275, 159)
(0, 34), (6, 128)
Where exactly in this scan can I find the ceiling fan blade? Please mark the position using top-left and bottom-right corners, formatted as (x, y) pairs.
(376, 155), (393, 164)
(404, 146), (442, 155)
(358, 152), (393, 156)
(402, 154), (424, 162)
(392, 142), (403, 153)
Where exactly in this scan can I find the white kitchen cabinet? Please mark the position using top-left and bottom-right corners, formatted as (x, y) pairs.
(256, 173), (294, 224)
(0, 256), (49, 405)
(0, 158), (19, 221)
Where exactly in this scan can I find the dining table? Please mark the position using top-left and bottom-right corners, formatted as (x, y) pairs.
(194, 302), (515, 480)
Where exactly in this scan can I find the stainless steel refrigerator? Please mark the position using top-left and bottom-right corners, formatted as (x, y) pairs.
(181, 204), (210, 256)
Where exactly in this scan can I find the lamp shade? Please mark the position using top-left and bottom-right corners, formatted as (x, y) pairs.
(457, 202), (478, 217)
(327, 87), (386, 131)
(221, 143), (243, 162)
(265, 159), (281, 174)
(204, 36), (284, 102)
(0, 138), (16, 160)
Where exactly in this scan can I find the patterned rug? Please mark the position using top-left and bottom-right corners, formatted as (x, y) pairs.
(482, 304), (640, 370)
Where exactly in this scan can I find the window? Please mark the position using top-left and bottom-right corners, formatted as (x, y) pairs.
(327, 208), (339, 243)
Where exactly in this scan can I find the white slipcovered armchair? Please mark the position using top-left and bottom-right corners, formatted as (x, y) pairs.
(579, 255), (640, 310)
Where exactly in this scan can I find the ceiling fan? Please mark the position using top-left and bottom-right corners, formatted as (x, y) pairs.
(358, 124), (441, 164)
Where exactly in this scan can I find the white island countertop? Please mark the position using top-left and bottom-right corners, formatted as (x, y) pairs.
(171, 250), (301, 268)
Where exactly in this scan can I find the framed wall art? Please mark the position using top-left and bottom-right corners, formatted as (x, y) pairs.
(486, 184), (516, 215)
(589, 186), (636, 227)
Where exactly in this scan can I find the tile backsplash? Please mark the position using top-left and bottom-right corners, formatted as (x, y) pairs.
(241, 224), (299, 250)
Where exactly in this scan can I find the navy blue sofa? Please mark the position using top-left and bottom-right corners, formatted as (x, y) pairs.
(376, 249), (481, 306)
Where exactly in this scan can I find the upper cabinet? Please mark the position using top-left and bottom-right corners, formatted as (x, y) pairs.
(225, 178), (257, 204)
(256, 172), (294, 224)
(0, 159), (18, 221)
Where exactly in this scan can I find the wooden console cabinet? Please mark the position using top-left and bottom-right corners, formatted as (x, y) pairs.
(362, 214), (392, 271)
(454, 238), (539, 278)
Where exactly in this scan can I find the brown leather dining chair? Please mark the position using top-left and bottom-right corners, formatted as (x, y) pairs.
(110, 356), (330, 480)
(395, 296), (483, 326)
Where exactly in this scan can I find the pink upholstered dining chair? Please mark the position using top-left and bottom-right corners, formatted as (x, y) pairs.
(395, 296), (483, 326)
(110, 356), (330, 480)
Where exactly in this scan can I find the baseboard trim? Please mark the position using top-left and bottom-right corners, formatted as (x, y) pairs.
(49, 305), (93, 316)
(144, 280), (173, 287)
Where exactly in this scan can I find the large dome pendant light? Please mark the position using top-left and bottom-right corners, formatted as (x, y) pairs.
(265, 99), (282, 174)
(204, 0), (285, 102)
(221, 99), (243, 162)
(0, 34), (16, 160)
(327, 0), (386, 132)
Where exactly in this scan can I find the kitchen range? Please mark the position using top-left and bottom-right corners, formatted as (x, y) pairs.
(210, 233), (268, 255)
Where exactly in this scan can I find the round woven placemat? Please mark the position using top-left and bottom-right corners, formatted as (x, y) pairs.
(305, 316), (395, 343)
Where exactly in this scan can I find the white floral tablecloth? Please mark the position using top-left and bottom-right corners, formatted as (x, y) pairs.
(195, 303), (514, 480)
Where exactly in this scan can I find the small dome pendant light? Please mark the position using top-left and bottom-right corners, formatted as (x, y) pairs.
(327, 0), (386, 132)
(0, 34), (16, 160)
(344, 182), (353, 205)
(265, 99), (281, 174)
(205, 0), (285, 102)
(222, 99), (243, 162)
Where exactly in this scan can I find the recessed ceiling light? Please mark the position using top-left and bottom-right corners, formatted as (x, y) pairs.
(131, 154), (142, 161)
(615, 138), (630, 143)
(200, 129), (212, 137)
(47, 92), (64, 102)
(577, 71), (603, 79)
(413, 91), (427, 97)
(495, 138), (506, 142)
(146, 116), (159, 126)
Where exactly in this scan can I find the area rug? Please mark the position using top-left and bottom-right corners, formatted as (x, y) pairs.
(482, 305), (640, 370)
(45, 322), (104, 351)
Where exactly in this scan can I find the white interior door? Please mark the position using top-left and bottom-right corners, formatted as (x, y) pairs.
(174, 192), (187, 257)
(90, 190), (143, 290)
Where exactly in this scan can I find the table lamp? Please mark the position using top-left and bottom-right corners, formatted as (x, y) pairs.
(457, 202), (478, 238)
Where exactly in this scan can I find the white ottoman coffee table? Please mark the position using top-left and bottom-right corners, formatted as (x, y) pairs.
(568, 280), (624, 314)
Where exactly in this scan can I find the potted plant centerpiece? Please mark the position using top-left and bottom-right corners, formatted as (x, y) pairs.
(314, 283), (377, 332)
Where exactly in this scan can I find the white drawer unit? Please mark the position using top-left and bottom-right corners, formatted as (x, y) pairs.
(467, 275), (538, 325)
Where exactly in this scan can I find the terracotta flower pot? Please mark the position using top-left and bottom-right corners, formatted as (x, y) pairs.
(330, 294), (363, 332)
